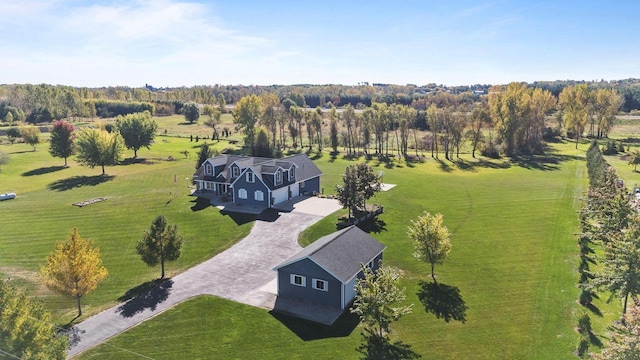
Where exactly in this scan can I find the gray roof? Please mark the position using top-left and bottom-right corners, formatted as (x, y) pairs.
(274, 226), (386, 283)
(193, 153), (322, 187)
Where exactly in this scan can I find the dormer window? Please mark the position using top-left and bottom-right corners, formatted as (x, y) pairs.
(205, 163), (213, 176)
(275, 170), (282, 185)
(289, 167), (295, 181)
(232, 166), (240, 178)
(247, 171), (254, 183)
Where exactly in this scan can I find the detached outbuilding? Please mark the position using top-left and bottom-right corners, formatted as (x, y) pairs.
(272, 226), (385, 325)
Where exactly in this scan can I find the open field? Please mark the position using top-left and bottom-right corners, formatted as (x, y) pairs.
(0, 136), (251, 324)
(77, 139), (608, 359)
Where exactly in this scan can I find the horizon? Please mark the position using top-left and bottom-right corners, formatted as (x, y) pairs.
(1, 1), (639, 88)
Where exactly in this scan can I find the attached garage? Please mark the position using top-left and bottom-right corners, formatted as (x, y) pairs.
(272, 187), (289, 206)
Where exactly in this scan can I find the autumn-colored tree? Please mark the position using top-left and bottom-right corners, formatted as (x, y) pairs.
(75, 128), (124, 175)
(261, 92), (280, 149)
(20, 125), (41, 151)
(629, 150), (640, 171)
(0, 280), (68, 359)
(559, 84), (590, 149)
(234, 94), (263, 152)
(49, 120), (75, 166)
(137, 215), (184, 279)
(408, 212), (452, 283)
(41, 228), (108, 317)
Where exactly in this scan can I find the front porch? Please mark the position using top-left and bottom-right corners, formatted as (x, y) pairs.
(190, 190), (266, 215)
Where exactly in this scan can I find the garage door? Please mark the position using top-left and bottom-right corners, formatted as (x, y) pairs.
(272, 187), (288, 205)
(291, 184), (300, 198)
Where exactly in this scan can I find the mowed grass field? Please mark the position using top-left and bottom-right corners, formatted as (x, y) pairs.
(79, 140), (594, 359)
(0, 134), (252, 323)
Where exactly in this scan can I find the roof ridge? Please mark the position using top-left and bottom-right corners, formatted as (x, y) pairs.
(307, 226), (352, 257)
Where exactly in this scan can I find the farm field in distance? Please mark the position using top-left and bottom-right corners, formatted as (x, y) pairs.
(3, 115), (640, 359)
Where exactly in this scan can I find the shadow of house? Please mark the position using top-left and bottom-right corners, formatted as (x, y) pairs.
(116, 279), (173, 318)
(48, 175), (115, 192)
(22, 166), (66, 177)
(190, 197), (212, 212)
(269, 309), (359, 341)
(417, 281), (467, 323)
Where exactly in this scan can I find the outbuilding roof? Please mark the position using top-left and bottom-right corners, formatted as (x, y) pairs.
(274, 226), (386, 283)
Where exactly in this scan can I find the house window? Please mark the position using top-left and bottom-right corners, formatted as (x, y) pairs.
(290, 167), (295, 180)
(204, 182), (214, 190)
(290, 274), (306, 287)
(312, 278), (328, 291)
(232, 166), (240, 178)
(247, 172), (255, 183)
(275, 170), (282, 185)
(254, 190), (264, 201)
(205, 164), (213, 175)
(238, 188), (247, 199)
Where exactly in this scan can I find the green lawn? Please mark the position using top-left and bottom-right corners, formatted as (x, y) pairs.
(0, 136), (251, 324)
(78, 140), (594, 359)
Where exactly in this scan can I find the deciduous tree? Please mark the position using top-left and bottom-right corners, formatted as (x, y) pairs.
(356, 162), (381, 212)
(75, 128), (123, 175)
(408, 212), (452, 283)
(351, 264), (413, 338)
(253, 128), (272, 157)
(559, 84), (590, 149)
(20, 125), (41, 151)
(629, 150), (640, 171)
(137, 215), (184, 279)
(0, 280), (68, 359)
(203, 105), (221, 140)
(233, 94), (262, 152)
(592, 215), (640, 316)
(590, 303), (640, 359)
(183, 102), (200, 124)
(41, 228), (108, 317)
(336, 164), (361, 219)
(329, 106), (339, 153)
(116, 111), (157, 158)
(49, 120), (75, 166)
(0, 150), (8, 171)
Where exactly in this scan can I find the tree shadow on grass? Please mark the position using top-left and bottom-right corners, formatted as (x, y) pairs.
(48, 175), (115, 192)
(356, 217), (387, 234)
(435, 159), (453, 173)
(356, 329), (421, 360)
(417, 281), (467, 323)
(22, 165), (66, 176)
(116, 278), (173, 318)
(269, 310), (359, 341)
(119, 158), (158, 166)
(190, 197), (212, 211)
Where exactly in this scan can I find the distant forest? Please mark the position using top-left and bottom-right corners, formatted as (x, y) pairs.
(1, 79), (640, 123)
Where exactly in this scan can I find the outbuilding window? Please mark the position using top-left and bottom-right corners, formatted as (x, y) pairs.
(312, 278), (328, 291)
(291, 274), (306, 287)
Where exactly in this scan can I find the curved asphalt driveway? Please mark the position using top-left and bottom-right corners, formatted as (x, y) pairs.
(66, 197), (342, 358)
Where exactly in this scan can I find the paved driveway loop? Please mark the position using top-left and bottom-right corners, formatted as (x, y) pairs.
(66, 198), (341, 358)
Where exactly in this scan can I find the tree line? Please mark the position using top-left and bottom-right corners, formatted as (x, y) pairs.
(575, 141), (640, 358)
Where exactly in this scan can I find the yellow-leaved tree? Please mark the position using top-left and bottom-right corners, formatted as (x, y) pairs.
(408, 212), (452, 283)
(41, 228), (108, 317)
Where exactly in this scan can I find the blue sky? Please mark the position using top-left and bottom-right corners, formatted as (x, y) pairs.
(1, 0), (639, 87)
